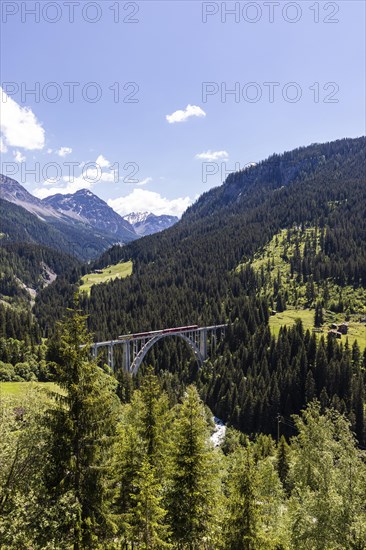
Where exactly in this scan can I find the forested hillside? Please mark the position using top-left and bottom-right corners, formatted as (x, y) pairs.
(0, 199), (74, 253)
(30, 137), (366, 444)
(0, 241), (80, 382)
(0, 197), (132, 262)
(0, 242), (79, 306)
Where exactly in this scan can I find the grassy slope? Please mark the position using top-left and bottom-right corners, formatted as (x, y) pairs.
(269, 309), (366, 351)
(0, 382), (62, 404)
(80, 261), (133, 295)
(239, 227), (366, 351)
(269, 309), (315, 337)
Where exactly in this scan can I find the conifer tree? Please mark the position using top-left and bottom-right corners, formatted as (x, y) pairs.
(276, 435), (291, 495)
(314, 302), (324, 327)
(114, 368), (171, 547)
(139, 367), (170, 466)
(224, 446), (260, 550)
(129, 456), (171, 549)
(167, 385), (222, 549)
(43, 306), (121, 549)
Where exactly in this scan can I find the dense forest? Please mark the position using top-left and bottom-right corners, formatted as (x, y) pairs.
(0, 242), (79, 306)
(34, 138), (366, 333)
(1, 311), (365, 549)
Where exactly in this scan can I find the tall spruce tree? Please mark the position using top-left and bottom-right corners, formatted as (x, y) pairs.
(167, 385), (222, 549)
(224, 446), (261, 550)
(276, 435), (291, 495)
(114, 368), (171, 547)
(129, 456), (171, 549)
(43, 307), (121, 549)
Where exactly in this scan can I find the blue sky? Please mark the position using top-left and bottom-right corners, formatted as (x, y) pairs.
(1, 0), (365, 216)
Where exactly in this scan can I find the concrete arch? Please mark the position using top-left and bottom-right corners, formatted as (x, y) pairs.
(130, 332), (205, 376)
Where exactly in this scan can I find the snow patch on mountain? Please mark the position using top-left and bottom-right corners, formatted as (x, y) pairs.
(124, 211), (178, 236)
(123, 212), (151, 225)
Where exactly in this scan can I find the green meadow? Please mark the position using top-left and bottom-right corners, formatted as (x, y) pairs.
(238, 227), (366, 351)
(0, 382), (62, 403)
(269, 308), (366, 351)
(79, 261), (133, 295)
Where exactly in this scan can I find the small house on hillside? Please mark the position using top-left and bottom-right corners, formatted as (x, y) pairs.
(330, 322), (348, 335)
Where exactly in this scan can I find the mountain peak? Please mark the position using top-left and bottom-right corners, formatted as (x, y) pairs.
(123, 212), (151, 225)
(74, 188), (95, 197)
(43, 190), (136, 238)
(124, 211), (178, 236)
(0, 174), (63, 220)
(1, 175), (179, 244)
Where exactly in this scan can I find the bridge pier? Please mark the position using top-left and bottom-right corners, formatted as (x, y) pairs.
(199, 328), (208, 360)
(107, 344), (114, 371)
(123, 341), (131, 372)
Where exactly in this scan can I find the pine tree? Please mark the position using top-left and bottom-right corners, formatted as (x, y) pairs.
(353, 374), (365, 446)
(314, 338), (328, 393)
(43, 307), (121, 549)
(114, 368), (171, 547)
(167, 385), (222, 548)
(305, 370), (316, 403)
(140, 367), (169, 465)
(225, 446), (260, 550)
(114, 408), (145, 544)
(276, 291), (286, 313)
(314, 302), (324, 327)
(276, 435), (291, 495)
(129, 457), (171, 549)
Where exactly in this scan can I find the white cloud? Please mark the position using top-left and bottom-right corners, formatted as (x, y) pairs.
(14, 150), (26, 162)
(47, 148), (53, 154)
(96, 154), (110, 168)
(33, 158), (117, 199)
(136, 176), (152, 186)
(42, 179), (58, 187)
(57, 146), (72, 157)
(166, 104), (206, 124)
(33, 179), (90, 199)
(33, 174), (95, 199)
(0, 86), (45, 150)
(108, 189), (194, 218)
(195, 150), (229, 161)
(0, 137), (8, 153)
(99, 172), (116, 182)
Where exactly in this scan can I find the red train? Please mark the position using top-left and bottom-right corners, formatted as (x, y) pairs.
(118, 325), (198, 340)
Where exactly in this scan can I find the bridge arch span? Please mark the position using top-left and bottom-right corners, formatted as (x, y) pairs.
(89, 325), (226, 375)
(130, 332), (204, 376)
